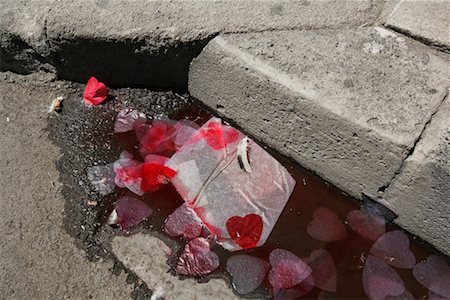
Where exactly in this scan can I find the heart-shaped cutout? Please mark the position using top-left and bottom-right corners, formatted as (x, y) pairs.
(347, 206), (386, 241)
(363, 255), (405, 300)
(307, 207), (349, 242)
(269, 249), (312, 289)
(164, 204), (203, 240)
(304, 248), (337, 292)
(226, 214), (263, 249)
(226, 254), (270, 294)
(370, 230), (416, 269)
(413, 255), (450, 298)
(175, 237), (219, 276)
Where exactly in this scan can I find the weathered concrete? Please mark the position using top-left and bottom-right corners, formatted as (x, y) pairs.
(112, 234), (239, 300)
(0, 72), (134, 299)
(381, 0), (450, 50)
(0, 0), (385, 89)
(189, 27), (450, 202)
(385, 91), (450, 256)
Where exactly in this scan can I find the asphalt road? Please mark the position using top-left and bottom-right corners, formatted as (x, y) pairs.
(0, 72), (133, 299)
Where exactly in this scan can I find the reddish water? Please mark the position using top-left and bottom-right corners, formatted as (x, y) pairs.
(104, 103), (439, 299)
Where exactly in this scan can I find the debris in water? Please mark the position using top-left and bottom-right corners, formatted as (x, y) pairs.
(87, 164), (116, 196)
(268, 249), (312, 289)
(164, 203), (203, 240)
(306, 207), (349, 242)
(83, 76), (108, 106)
(114, 107), (147, 133)
(167, 117), (296, 251)
(369, 230), (416, 269)
(363, 255), (405, 300)
(175, 237), (219, 276)
(107, 196), (152, 230)
(413, 255), (450, 298)
(226, 254), (270, 294)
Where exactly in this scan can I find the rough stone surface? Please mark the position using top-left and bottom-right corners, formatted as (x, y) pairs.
(0, 72), (134, 299)
(382, 0), (450, 50)
(189, 27), (450, 200)
(385, 91), (450, 256)
(112, 234), (239, 300)
(0, 0), (384, 89)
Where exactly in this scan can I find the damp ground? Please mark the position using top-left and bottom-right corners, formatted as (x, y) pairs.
(47, 85), (447, 299)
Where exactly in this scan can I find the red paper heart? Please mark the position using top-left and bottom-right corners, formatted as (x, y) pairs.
(83, 76), (108, 106)
(226, 214), (263, 249)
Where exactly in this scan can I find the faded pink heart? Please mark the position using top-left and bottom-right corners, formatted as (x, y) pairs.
(269, 249), (312, 289)
(307, 207), (349, 242)
(164, 204), (203, 240)
(226, 255), (270, 295)
(347, 206), (386, 241)
(413, 255), (450, 299)
(370, 230), (416, 269)
(363, 255), (405, 300)
(304, 248), (337, 292)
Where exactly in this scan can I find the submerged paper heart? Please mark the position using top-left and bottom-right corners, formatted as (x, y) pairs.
(413, 255), (450, 298)
(175, 237), (219, 276)
(269, 249), (312, 289)
(226, 255), (270, 294)
(370, 230), (416, 269)
(304, 248), (337, 292)
(83, 76), (108, 106)
(363, 255), (405, 300)
(347, 205), (386, 241)
(307, 207), (349, 242)
(226, 214), (263, 249)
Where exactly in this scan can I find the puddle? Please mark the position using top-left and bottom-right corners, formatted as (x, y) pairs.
(99, 104), (443, 299)
(48, 87), (448, 300)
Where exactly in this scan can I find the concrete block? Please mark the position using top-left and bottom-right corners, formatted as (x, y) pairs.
(385, 92), (450, 255)
(382, 0), (450, 50)
(189, 27), (450, 200)
(1, 0), (384, 88)
(112, 234), (238, 300)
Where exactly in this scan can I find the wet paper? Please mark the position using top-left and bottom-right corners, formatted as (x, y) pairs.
(167, 117), (296, 251)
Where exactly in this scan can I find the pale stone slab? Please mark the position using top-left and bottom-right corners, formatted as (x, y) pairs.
(189, 27), (450, 200)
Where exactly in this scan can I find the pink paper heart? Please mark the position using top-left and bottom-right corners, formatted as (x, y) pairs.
(347, 206), (386, 241)
(226, 255), (270, 294)
(370, 230), (416, 269)
(363, 255), (405, 300)
(175, 237), (219, 276)
(304, 248), (337, 292)
(164, 204), (203, 240)
(413, 255), (450, 299)
(108, 196), (152, 230)
(269, 249), (312, 289)
(307, 207), (349, 242)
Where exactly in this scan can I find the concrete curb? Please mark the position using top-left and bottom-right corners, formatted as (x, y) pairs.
(189, 28), (450, 254)
(1, 0), (385, 90)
